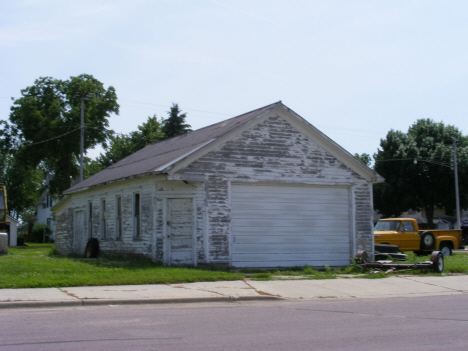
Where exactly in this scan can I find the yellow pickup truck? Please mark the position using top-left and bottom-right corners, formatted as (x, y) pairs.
(374, 218), (464, 257)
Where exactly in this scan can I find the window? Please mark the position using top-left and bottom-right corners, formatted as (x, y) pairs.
(402, 222), (414, 232)
(133, 193), (140, 238)
(100, 199), (106, 239)
(116, 196), (122, 239)
(88, 201), (93, 238)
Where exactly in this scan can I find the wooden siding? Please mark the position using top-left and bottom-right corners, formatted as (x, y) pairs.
(55, 113), (374, 267)
(55, 177), (157, 258)
(174, 115), (374, 265)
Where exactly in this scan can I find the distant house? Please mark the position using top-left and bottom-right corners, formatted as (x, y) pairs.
(54, 102), (383, 267)
(35, 174), (56, 239)
(0, 215), (19, 246)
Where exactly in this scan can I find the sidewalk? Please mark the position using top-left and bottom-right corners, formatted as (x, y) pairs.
(1, 275), (468, 308)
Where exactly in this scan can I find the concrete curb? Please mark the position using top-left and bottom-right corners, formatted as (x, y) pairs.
(0, 295), (282, 309)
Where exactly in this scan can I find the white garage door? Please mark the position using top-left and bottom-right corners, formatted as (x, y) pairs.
(231, 183), (352, 268)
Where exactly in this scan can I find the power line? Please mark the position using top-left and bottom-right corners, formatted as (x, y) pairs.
(22, 127), (81, 146)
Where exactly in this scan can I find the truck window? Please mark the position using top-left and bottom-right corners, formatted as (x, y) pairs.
(375, 221), (401, 231)
(402, 222), (414, 232)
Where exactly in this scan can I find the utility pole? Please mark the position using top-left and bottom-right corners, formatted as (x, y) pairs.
(79, 96), (85, 183)
(453, 142), (461, 229)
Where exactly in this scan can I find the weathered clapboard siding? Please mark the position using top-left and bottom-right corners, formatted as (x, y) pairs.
(55, 177), (157, 258)
(174, 115), (373, 265)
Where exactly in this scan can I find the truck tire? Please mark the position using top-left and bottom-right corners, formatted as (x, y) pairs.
(420, 232), (435, 250)
(431, 251), (444, 273)
(439, 243), (452, 257)
(374, 244), (399, 253)
(85, 238), (99, 258)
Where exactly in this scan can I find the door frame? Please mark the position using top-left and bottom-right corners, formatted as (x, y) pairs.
(162, 197), (197, 266)
(73, 209), (85, 255)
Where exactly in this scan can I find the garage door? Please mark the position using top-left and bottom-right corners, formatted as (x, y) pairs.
(231, 183), (351, 267)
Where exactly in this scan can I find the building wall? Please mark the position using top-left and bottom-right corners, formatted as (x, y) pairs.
(55, 177), (157, 257)
(55, 115), (374, 265)
(35, 194), (56, 237)
(174, 115), (373, 264)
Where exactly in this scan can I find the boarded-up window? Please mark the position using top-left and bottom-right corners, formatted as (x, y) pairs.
(100, 199), (106, 239)
(88, 201), (93, 239)
(133, 193), (140, 238)
(116, 196), (122, 239)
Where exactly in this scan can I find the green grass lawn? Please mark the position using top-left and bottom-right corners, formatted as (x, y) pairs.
(0, 244), (242, 289)
(1, 245), (467, 289)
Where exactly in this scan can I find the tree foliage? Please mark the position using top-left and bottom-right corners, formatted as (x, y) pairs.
(374, 119), (468, 225)
(91, 104), (191, 172)
(5, 75), (119, 195)
(161, 103), (192, 139)
(0, 146), (43, 220)
(94, 115), (165, 171)
(354, 153), (372, 166)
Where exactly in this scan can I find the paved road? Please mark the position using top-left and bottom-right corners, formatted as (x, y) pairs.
(1, 295), (468, 351)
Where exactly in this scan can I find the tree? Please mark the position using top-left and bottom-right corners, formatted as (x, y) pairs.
(161, 103), (192, 139)
(5, 75), (119, 195)
(96, 115), (165, 169)
(374, 119), (468, 225)
(0, 145), (43, 220)
(354, 153), (372, 166)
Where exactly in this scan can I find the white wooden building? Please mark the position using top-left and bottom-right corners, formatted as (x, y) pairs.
(54, 102), (383, 267)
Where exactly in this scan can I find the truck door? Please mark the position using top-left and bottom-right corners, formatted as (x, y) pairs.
(398, 221), (420, 251)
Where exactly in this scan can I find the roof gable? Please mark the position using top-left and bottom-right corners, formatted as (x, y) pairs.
(64, 101), (382, 194)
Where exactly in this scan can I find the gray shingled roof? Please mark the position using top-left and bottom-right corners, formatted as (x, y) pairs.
(64, 102), (283, 194)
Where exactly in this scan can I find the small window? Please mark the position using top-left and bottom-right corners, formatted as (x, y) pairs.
(116, 196), (122, 239)
(133, 193), (140, 238)
(100, 199), (106, 239)
(88, 201), (93, 238)
(402, 222), (414, 232)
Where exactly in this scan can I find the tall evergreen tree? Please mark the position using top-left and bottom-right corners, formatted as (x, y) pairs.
(161, 103), (192, 138)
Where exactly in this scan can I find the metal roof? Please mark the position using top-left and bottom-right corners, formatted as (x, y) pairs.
(64, 102), (283, 194)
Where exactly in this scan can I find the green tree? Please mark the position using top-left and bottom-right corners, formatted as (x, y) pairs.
(96, 115), (165, 169)
(161, 103), (192, 139)
(374, 119), (468, 225)
(0, 146), (43, 220)
(6, 75), (119, 195)
(354, 153), (372, 166)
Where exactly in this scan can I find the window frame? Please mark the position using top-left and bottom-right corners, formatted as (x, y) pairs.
(115, 195), (122, 240)
(100, 198), (107, 239)
(133, 193), (141, 239)
(87, 201), (93, 239)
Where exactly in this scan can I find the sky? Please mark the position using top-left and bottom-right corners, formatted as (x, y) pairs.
(2, 0), (468, 161)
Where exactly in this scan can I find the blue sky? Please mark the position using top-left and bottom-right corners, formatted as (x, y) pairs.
(2, 0), (468, 160)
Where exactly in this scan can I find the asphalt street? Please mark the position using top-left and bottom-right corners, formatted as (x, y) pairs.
(1, 295), (467, 351)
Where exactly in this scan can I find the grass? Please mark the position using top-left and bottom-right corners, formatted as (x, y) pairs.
(0, 244), (242, 289)
(1, 245), (467, 288)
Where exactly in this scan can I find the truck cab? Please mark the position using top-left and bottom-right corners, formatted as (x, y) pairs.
(374, 218), (464, 256)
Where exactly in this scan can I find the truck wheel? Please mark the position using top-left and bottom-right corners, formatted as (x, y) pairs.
(375, 244), (399, 253)
(439, 244), (452, 257)
(85, 238), (99, 258)
(420, 232), (435, 250)
(431, 251), (444, 273)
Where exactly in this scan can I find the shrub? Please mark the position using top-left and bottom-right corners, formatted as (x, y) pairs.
(27, 223), (52, 243)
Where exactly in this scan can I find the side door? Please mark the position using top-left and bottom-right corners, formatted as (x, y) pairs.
(398, 221), (420, 251)
(166, 198), (194, 266)
(73, 210), (85, 255)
